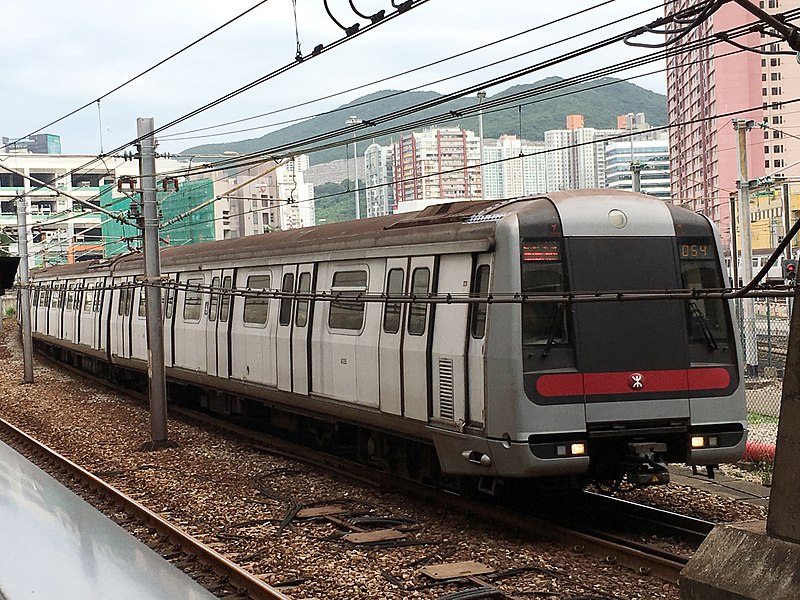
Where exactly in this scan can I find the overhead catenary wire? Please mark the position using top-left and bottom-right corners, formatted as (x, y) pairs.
(157, 0), (632, 142)
(5, 0), (432, 206)
(0, 0), (276, 153)
(172, 7), (792, 180)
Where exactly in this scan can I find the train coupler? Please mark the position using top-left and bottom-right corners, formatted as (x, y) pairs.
(624, 442), (670, 486)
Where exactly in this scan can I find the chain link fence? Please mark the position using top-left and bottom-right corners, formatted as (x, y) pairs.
(738, 298), (790, 463)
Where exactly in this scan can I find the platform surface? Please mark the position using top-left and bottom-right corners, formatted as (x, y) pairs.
(0, 440), (216, 600)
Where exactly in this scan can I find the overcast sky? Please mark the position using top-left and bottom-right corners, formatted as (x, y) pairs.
(2, 1), (672, 156)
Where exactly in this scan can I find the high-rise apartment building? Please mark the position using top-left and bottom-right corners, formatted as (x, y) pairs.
(482, 135), (547, 200)
(665, 0), (800, 248)
(543, 116), (625, 191)
(393, 127), (481, 212)
(363, 143), (395, 217)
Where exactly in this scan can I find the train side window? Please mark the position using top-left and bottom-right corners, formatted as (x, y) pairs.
(66, 284), (75, 311)
(295, 272), (312, 327)
(470, 265), (490, 339)
(208, 276), (221, 323)
(51, 284), (62, 309)
(279, 273), (295, 326)
(44, 286), (52, 308)
(117, 287), (125, 316)
(124, 286), (133, 317)
(243, 274), (270, 326)
(329, 269), (368, 332)
(219, 276), (233, 323)
(33, 289), (39, 307)
(407, 267), (430, 336)
(383, 268), (404, 334)
(84, 287), (94, 312)
(138, 287), (146, 318)
(183, 278), (203, 322)
(521, 241), (568, 345)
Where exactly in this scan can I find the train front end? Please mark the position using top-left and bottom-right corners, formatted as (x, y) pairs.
(483, 191), (747, 486)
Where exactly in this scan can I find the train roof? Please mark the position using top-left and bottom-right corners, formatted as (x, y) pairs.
(31, 191), (693, 278)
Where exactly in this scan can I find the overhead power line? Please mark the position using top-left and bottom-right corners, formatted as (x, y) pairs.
(0, 0), (275, 153)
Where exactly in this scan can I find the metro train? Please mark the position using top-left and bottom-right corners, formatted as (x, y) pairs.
(26, 190), (747, 490)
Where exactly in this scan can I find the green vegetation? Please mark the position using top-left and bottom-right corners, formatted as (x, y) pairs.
(4, 306), (15, 318)
(182, 77), (667, 166)
(314, 180), (367, 224)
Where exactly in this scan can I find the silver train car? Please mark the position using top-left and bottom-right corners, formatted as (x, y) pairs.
(28, 190), (747, 488)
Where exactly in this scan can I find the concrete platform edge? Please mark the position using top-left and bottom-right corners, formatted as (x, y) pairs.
(680, 521), (800, 600)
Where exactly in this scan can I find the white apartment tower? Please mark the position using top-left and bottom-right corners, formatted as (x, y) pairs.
(364, 143), (395, 217)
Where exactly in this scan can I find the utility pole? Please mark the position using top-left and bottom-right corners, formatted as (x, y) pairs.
(345, 116), (363, 219)
(477, 90), (486, 200)
(631, 161), (642, 193)
(16, 196), (34, 383)
(137, 117), (170, 449)
(734, 119), (758, 377)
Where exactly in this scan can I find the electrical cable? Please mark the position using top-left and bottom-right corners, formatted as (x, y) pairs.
(0, 0), (276, 153)
(157, 0), (629, 142)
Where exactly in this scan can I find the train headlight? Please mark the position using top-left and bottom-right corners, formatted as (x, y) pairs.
(691, 436), (705, 448)
(570, 443), (586, 456)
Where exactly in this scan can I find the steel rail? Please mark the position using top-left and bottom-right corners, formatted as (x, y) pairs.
(0, 416), (291, 600)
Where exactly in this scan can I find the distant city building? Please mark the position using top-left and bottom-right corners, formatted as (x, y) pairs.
(543, 117), (625, 191)
(0, 151), (182, 266)
(1, 134), (62, 154)
(393, 127), (481, 212)
(482, 135), (546, 200)
(213, 154), (314, 238)
(364, 143), (395, 217)
(664, 1), (800, 249)
(604, 138), (671, 198)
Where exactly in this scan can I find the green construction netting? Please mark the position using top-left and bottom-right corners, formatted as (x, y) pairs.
(101, 179), (215, 257)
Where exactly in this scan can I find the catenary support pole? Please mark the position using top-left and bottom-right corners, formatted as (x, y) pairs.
(137, 117), (170, 449)
(16, 196), (34, 383)
(734, 119), (758, 377)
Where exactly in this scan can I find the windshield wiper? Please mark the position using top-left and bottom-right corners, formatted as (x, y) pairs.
(541, 303), (565, 359)
(689, 301), (718, 351)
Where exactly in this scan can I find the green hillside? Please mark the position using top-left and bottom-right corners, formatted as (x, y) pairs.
(182, 77), (666, 165)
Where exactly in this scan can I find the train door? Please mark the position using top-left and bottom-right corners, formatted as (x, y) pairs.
(205, 272), (222, 377)
(112, 277), (134, 359)
(216, 272), (234, 378)
(48, 282), (63, 338)
(62, 283), (75, 343)
(276, 265), (297, 392)
(291, 264), (314, 395)
(97, 278), (109, 353)
(378, 259), (407, 415)
(79, 279), (95, 347)
(174, 272), (207, 373)
(130, 284), (148, 361)
(466, 256), (492, 427)
(430, 254), (472, 425)
(402, 256), (436, 421)
(205, 270), (236, 378)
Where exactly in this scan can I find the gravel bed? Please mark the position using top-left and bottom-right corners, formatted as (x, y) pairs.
(0, 321), (760, 599)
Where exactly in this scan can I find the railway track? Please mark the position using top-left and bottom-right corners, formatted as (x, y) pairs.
(31, 352), (697, 586)
(163, 405), (695, 584)
(0, 416), (290, 600)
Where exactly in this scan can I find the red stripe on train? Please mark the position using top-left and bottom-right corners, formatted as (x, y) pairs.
(535, 368), (731, 398)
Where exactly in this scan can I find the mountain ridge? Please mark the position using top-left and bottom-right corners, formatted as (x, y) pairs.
(182, 76), (667, 165)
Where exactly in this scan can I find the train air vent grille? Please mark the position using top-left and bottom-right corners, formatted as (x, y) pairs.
(439, 358), (455, 420)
